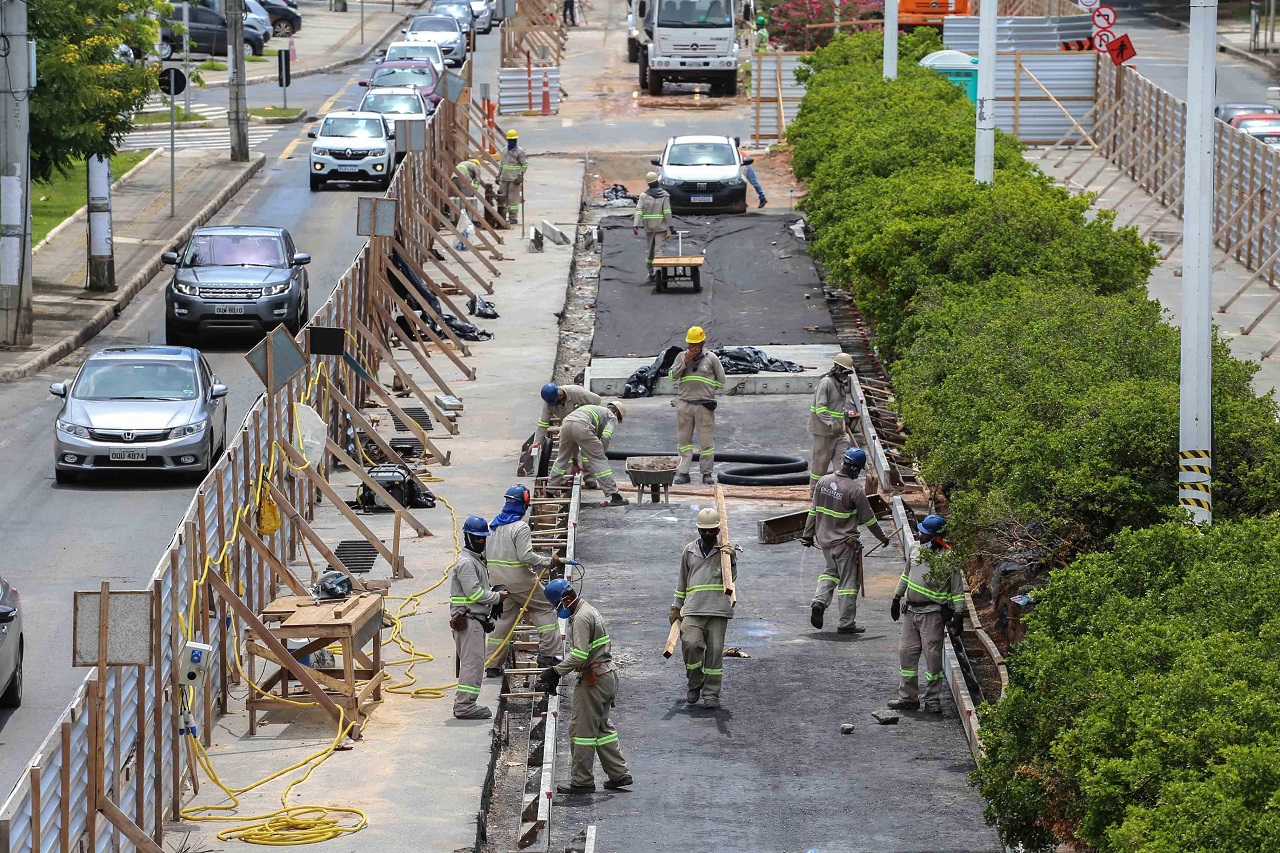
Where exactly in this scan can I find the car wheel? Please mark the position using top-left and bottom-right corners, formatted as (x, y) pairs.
(55, 468), (76, 485)
(647, 70), (663, 96)
(273, 19), (295, 37)
(159, 39), (174, 61)
(309, 174), (325, 191)
(244, 40), (261, 57)
(627, 37), (640, 63)
(724, 73), (739, 96)
(639, 60), (648, 89)
(1, 643), (22, 709)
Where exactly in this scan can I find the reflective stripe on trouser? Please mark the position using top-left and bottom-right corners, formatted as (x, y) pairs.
(675, 399), (715, 477)
(809, 430), (850, 487)
(898, 608), (945, 703)
(496, 178), (523, 214)
(549, 419), (618, 495)
(569, 669), (630, 787)
(681, 614), (728, 701)
(812, 539), (861, 630)
(453, 616), (486, 714)
(486, 579), (563, 658)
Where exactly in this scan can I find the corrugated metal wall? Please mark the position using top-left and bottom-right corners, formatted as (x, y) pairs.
(751, 53), (806, 145)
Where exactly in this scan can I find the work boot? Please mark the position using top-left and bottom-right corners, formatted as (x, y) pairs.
(584, 479), (600, 490)
(536, 655), (562, 667)
(703, 473), (718, 485)
(508, 215), (519, 225)
(887, 698), (919, 711)
(921, 701), (943, 714)
(701, 696), (720, 708)
(686, 689), (700, 704)
(485, 667), (503, 679)
(603, 775), (634, 790)
(836, 625), (866, 635)
(674, 473), (691, 485)
(454, 705), (492, 720)
(557, 783), (595, 795)
(758, 197), (767, 208)
(810, 602), (825, 630)
(605, 493), (630, 507)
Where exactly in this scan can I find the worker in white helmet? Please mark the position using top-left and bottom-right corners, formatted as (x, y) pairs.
(808, 352), (860, 487)
(669, 507), (737, 708)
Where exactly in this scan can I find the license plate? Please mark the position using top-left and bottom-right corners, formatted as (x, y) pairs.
(214, 305), (245, 315)
(338, 166), (359, 173)
(109, 449), (147, 461)
(691, 195), (714, 203)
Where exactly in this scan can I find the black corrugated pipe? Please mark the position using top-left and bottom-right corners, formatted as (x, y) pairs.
(603, 449), (811, 486)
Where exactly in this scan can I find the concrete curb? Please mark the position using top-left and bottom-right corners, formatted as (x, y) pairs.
(135, 119), (213, 130)
(32, 148), (166, 257)
(249, 109), (309, 124)
(0, 153), (267, 384)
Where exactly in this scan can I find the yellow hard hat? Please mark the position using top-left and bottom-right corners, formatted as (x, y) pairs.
(685, 326), (706, 344)
(470, 158), (481, 166)
(506, 129), (519, 139)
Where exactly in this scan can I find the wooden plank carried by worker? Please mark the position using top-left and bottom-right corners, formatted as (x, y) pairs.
(651, 256), (704, 268)
(712, 485), (736, 605)
(663, 616), (681, 659)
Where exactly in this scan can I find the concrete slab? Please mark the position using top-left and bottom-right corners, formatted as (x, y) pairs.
(586, 343), (842, 396)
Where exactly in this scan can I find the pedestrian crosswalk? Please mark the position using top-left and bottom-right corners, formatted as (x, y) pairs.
(139, 97), (228, 123)
(120, 126), (280, 152)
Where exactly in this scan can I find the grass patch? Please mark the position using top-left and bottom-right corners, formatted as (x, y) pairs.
(32, 151), (151, 245)
(248, 106), (302, 118)
(197, 59), (227, 71)
(134, 107), (201, 125)
(246, 54), (267, 62)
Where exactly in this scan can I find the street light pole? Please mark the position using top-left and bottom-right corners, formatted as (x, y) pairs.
(228, 0), (250, 162)
(0, 0), (33, 346)
(883, 0), (898, 80)
(1179, 0), (1217, 525)
(974, 0), (997, 184)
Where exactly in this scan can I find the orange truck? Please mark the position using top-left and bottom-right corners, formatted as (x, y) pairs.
(898, 0), (971, 28)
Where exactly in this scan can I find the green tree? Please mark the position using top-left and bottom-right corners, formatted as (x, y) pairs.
(28, 0), (166, 183)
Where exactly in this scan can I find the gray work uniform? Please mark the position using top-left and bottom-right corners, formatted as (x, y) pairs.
(633, 185), (674, 267)
(674, 539), (737, 703)
(553, 600), (630, 787)
(449, 550), (502, 715)
(485, 519), (562, 659)
(668, 350), (726, 478)
(453, 161), (482, 198)
(533, 384), (602, 487)
(895, 542), (964, 704)
(803, 470), (880, 630)
(497, 145), (529, 221)
(809, 371), (855, 485)
(548, 405), (619, 496)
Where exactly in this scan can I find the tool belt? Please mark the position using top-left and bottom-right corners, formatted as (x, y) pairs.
(450, 611), (495, 633)
(698, 400), (717, 411)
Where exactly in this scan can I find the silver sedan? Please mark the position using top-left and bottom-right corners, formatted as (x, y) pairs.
(51, 346), (229, 484)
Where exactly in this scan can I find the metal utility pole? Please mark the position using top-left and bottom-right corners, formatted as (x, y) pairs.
(1179, 0), (1217, 525)
(883, 0), (898, 79)
(227, 0), (250, 162)
(974, 0), (997, 184)
(183, 2), (192, 116)
(0, 0), (33, 345)
(86, 156), (116, 292)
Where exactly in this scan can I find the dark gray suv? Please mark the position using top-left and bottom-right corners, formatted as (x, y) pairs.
(163, 226), (311, 345)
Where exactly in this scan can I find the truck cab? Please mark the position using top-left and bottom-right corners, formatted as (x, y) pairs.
(899, 0), (970, 28)
(629, 0), (743, 97)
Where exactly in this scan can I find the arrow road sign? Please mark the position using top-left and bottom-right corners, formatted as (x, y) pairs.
(1092, 5), (1117, 29)
(1093, 28), (1116, 52)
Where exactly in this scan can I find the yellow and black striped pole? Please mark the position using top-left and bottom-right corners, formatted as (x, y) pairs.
(1178, 449), (1212, 519)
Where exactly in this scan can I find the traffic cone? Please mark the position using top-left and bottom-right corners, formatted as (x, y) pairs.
(541, 70), (551, 115)
(288, 37), (297, 62)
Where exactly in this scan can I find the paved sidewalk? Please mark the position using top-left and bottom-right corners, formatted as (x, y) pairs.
(0, 150), (264, 382)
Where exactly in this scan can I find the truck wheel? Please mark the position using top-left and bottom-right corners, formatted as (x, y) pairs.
(639, 60), (648, 89)
(647, 70), (663, 96)
(724, 72), (738, 96)
(627, 37), (640, 62)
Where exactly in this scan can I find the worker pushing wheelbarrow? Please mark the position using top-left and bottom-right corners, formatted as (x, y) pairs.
(634, 171), (704, 292)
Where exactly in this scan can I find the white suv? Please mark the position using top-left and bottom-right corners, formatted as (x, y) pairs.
(308, 111), (395, 191)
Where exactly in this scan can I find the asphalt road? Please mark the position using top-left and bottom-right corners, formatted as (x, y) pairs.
(1124, 16), (1275, 103)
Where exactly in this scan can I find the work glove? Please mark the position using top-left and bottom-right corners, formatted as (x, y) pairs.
(538, 666), (561, 692)
(950, 610), (965, 636)
(633, 226), (639, 236)
(800, 537), (814, 548)
(550, 554), (565, 569)
(890, 597), (901, 622)
(669, 606), (681, 625)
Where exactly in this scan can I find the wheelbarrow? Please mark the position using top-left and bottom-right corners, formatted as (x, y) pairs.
(652, 230), (704, 293)
(625, 456), (680, 505)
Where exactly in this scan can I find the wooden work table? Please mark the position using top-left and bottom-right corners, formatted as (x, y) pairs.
(246, 593), (387, 738)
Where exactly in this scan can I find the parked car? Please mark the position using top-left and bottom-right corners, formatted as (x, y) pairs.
(1249, 128), (1280, 148)
(1231, 112), (1280, 132)
(383, 40), (446, 74)
(246, 0), (274, 42)
(1215, 102), (1278, 122)
(162, 226), (312, 343)
(403, 14), (467, 65)
(50, 346), (230, 483)
(432, 0), (476, 35)
(259, 0), (303, 37)
(359, 86), (434, 161)
(159, 5), (264, 59)
(652, 134), (750, 214)
(308, 110), (396, 191)
(360, 60), (441, 93)
(0, 575), (21, 709)
(467, 0), (494, 33)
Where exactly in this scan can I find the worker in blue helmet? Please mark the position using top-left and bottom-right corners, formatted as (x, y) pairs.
(800, 447), (889, 634)
(530, 381), (602, 485)
(448, 515), (509, 720)
(539, 579), (633, 794)
(888, 514), (962, 713)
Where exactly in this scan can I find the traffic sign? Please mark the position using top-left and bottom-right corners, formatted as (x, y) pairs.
(1079, 0), (1099, 7)
(1107, 32), (1136, 65)
(158, 68), (187, 97)
(1060, 37), (1094, 51)
(1092, 29), (1115, 52)
(1092, 5), (1116, 29)
(277, 49), (291, 88)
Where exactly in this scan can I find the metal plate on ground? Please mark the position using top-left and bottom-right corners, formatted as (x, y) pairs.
(334, 540), (382, 574)
(390, 406), (434, 432)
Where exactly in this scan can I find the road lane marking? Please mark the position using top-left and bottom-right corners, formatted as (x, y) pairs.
(279, 75), (361, 162)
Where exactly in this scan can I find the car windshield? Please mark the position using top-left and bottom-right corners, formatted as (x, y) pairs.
(386, 44), (442, 62)
(1239, 118), (1280, 131)
(320, 117), (387, 138)
(182, 233), (286, 268)
(410, 16), (457, 31)
(657, 0), (732, 27)
(371, 67), (437, 88)
(435, 4), (470, 15)
(362, 93), (424, 114)
(73, 360), (199, 402)
(1223, 105), (1276, 119)
(665, 142), (736, 166)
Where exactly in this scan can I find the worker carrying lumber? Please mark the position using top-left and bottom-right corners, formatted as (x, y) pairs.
(484, 484), (566, 678)
(669, 326), (726, 486)
(539, 579), (633, 794)
(497, 129), (528, 225)
(801, 448), (889, 634)
(449, 514), (510, 720)
(808, 352), (860, 487)
(670, 508), (737, 708)
(889, 514), (964, 713)
(533, 382), (603, 488)
(548, 401), (630, 507)
(633, 171), (676, 280)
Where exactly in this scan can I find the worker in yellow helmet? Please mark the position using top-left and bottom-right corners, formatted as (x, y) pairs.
(668, 325), (726, 485)
(453, 158), (487, 200)
(497, 128), (528, 226)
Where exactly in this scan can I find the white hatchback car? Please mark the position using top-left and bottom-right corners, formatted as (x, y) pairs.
(308, 111), (394, 191)
(652, 134), (750, 215)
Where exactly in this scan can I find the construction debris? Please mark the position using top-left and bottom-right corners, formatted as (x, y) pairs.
(872, 710), (900, 725)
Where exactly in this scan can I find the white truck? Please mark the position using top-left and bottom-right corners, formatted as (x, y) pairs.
(627, 0), (747, 97)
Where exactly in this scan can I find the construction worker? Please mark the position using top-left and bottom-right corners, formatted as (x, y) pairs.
(548, 401), (630, 507)
(634, 171), (676, 279)
(734, 137), (766, 208)
(484, 485), (566, 678)
(670, 508), (736, 708)
(889, 514), (964, 713)
(808, 352), (859, 487)
(669, 326), (726, 486)
(539, 579), (633, 793)
(754, 15), (769, 51)
(801, 448), (889, 634)
(532, 382), (601, 449)
(449, 515), (509, 720)
(497, 128), (529, 225)
(452, 158), (485, 199)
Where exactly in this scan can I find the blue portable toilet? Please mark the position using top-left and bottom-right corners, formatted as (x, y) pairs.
(920, 49), (980, 105)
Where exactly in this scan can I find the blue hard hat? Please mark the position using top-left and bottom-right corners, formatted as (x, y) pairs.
(843, 448), (867, 468)
(463, 515), (491, 537)
(504, 484), (531, 505)
(545, 578), (572, 605)
(540, 383), (560, 405)
(919, 514), (947, 536)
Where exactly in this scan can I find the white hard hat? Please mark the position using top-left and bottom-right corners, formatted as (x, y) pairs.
(833, 352), (854, 370)
(696, 507), (720, 529)
(606, 399), (626, 422)
(646, 170), (659, 182)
